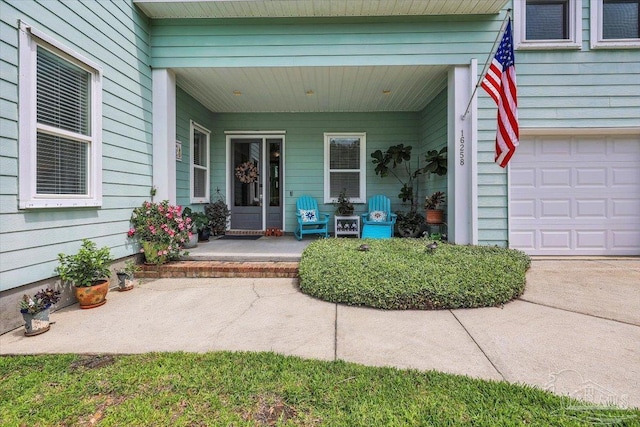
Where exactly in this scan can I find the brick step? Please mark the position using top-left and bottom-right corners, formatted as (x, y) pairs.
(137, 260), (299, 279)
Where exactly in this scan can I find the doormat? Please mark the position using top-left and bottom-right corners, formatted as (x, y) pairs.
(218, 234), (262, 240)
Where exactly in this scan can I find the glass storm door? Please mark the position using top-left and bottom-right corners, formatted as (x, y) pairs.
(231, 139), (263, 229)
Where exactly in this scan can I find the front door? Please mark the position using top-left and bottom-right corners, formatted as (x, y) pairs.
(229, 136), (284, 230)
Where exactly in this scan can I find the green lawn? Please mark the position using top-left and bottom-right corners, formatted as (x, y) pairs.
(1, 352), (637, 426)
(299, 238), (531, 309)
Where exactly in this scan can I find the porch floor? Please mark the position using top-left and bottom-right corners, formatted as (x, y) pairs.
(137, 235), (317, 279)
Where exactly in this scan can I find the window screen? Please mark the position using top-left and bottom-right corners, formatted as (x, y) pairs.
(526, 0), (570, 40)
(603, 0), (640, 39)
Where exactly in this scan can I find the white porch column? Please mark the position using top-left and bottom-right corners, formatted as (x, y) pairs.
(152, 69), (177, 204)
(447, 61), (478, 245)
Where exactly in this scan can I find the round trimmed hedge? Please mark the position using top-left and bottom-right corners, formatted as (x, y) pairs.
(298, 238), (531, 310)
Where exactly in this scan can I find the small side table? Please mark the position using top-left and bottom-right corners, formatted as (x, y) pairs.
(335, 215), (360, 237)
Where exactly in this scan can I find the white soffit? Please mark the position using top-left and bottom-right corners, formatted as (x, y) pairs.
(174, 65), (448, 113)
(134, 0), (509, 19)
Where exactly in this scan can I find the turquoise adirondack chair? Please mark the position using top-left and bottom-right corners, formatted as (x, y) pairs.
(294, 196), (330, 240)
(361, 195), (397, 239)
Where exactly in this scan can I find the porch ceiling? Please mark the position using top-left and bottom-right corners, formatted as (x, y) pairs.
(135, 0), (509, 19)
(175, 65), (449, 113)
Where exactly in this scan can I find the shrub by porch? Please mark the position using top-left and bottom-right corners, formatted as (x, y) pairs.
(299, 239), (531, 310)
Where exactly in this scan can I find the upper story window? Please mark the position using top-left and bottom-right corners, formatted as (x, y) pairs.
(324, 133), (366, 204)
(19, 22), (103, 209)
(514, 0), (583, 49)
(190, 121), (210, 204)
(591, 0), (640, 48)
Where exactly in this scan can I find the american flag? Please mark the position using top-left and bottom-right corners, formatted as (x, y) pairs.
(481, 18), (519, 168)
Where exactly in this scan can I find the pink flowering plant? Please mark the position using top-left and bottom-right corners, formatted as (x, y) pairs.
(128, 200), (193, 263)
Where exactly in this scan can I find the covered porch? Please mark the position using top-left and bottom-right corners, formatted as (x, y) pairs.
(140, 0), (504, 246)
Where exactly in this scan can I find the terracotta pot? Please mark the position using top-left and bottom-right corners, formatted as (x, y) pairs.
(74, 279), (109, 309)
(425, 209), (444, 224)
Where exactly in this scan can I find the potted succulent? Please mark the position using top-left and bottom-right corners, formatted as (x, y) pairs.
(56, 239), (113, 309)
(19, 288), (61, 336)
(334, 188), (355, 216)
(116, 260), (140, 292)
(425, 191), (446, 224)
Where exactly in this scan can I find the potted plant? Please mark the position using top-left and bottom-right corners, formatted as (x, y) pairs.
(128, 200), (191, 264)
(425, 191), (446, 224)
(205, 191), (231, 236)
(116, 260), (140, 292)
(19, 288), (61, 336)
(191, 211), (211, 241)
(56, 239), (113, 309)
(181, 207), (199, 248)
(334, 188), (354, 216)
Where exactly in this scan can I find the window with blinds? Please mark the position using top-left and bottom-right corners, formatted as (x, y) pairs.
(191, 122), (211, 203)
(36, 47), (91, 195)
(18, 22), (102, 209)
(324, 133), (366, 203)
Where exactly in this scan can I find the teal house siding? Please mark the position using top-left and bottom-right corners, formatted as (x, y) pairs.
(150, 16), (503, 69)
(0, 0), (153, 291)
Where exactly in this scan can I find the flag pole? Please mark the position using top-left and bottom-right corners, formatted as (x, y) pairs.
(461, 9), (512, 121)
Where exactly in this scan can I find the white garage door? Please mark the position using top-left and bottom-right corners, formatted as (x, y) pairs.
(510, 134), (640, 256)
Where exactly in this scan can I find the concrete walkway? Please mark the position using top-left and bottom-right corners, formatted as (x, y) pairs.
(1, 259), (638, 408)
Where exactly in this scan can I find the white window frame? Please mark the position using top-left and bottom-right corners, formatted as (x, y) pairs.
(18, 21), (103, 209)
(190, 120), (211, 204)
(514, 0), (583, 49)
(590, 0), (640, 48)
(323, 132), (366, 204)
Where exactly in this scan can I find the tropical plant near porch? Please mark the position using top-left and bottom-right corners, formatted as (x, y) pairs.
(371, 144), (447, 236)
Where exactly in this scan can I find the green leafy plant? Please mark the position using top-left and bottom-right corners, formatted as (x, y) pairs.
(56, 239), (113, 287)
(371, 145), (447, 212)
(19, 288), (61, 314)
(371, 145), (447, 236)
(334, 188), (355, 215)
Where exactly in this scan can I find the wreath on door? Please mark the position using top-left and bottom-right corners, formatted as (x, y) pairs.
(235, 161), (258, 184)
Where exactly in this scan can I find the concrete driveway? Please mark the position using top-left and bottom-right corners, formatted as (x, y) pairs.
(1, 259), (638, 408)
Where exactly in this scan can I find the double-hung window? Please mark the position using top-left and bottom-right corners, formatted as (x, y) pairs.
(19, 22), (102, 209)
(514, 0), (583, 49)
(324, 132), (366, 204)
(190, 121), (210, 204)
(591, 0), (640, 48)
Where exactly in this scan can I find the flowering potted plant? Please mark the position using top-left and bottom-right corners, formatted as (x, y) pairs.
(19, 288), (61, 336)
(56, 239), (113, 309)
(128, 200), (192, 264)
